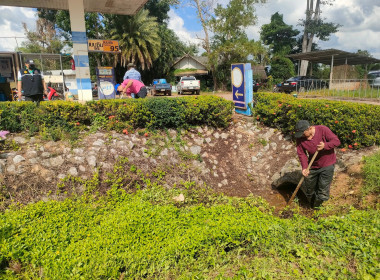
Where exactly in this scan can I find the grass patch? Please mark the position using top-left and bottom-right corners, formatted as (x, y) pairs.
(362, 151), (380, 196)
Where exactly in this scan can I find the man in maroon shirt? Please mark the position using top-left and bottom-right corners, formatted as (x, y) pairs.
(295, 120), (341, 208)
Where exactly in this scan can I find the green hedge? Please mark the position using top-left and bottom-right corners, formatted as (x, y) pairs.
(253, 92), (380, 148)
(0, 96), (234, 137)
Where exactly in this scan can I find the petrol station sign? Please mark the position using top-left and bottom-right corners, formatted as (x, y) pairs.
(88, 40), (120, 53)
(96, 67), (116, 99)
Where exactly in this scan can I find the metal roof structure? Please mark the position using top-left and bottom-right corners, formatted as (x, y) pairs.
(0, 0), (147, 15)
(287, 49), (380, 65)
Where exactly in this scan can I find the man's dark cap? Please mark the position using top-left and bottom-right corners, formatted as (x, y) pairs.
(295, 120), (310, 138)
(25, 59), (35, 65)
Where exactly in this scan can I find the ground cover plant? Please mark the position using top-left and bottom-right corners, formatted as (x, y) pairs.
(253, 92), (380, 147)
(0, 153), (379, 279)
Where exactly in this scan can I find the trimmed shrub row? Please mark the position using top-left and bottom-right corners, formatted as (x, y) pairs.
(253, 92), (380, 148)
(0, 96), (234, 137)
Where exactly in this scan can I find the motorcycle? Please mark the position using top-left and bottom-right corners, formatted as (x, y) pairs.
(45, 86), (64, 101)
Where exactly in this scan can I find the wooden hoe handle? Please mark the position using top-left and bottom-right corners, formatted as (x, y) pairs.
(287, 151), (319, 206)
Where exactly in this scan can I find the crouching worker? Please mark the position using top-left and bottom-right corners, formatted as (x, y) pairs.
(295, 120), (341, 208)
(117, 79), (147, 99)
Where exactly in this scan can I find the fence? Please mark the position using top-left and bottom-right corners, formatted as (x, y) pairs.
(273, 78), (380, 100)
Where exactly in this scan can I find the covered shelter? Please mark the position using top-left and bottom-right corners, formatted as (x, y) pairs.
(287, 49), (380, 89)
(0, 0), (148, 101)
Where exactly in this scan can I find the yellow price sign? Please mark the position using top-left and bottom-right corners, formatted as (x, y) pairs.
(88, 39), (120, 53)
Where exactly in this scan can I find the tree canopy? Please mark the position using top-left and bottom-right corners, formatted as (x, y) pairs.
(260, 12), (299, 55)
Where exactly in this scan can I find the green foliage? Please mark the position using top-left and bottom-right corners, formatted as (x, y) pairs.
(0, 96), (234, 139)
(269, 56), (295, 81)
(207, 0), (268, 90)
(260, 12), (300, 55)
(104, 9), (160, 70)
(362, 151), (380, 196)
(0, 184), (378, 279)
(253, 92), (380, 147)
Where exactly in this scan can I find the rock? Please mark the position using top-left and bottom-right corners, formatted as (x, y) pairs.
(271, 158), (302, 189)
(190, 145), (202, 155)
(173, 193), (185, 202)
(100, 162), (112, 169)
(72, 156), (85, 164)
(270, 142), (277, 150)
(87, 156), (97, 167)
(68, 167), (78, 176)
(202, 152), (209, 158)
(90, 147), (101, 152)
(13, 155), (26, 164)
(262, 129), (275, 141)
(221, 179), (228, 186)
(79, 165), (86, 172)
(13, 136), (27, 144)
(50, 156), (65, 167)
(6, 165), (16, 173)
(221, 133), (228, 139)
(251, 156), (258, 162)
(73, 148), (84, 155)
(93, 139), (105, 146)
(214, 132), (220, 139)
(160, 148), (169, 156)
(25, 151), (38, 159)
(168, 129), (177, 138)
(41, 152), (51, 158)
(0, 152), (14, 159)
(58, 174), (66, 179)
(194, 138), (204, 146)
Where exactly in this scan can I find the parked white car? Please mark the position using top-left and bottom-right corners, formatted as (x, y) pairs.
(177, 76), (200, 95)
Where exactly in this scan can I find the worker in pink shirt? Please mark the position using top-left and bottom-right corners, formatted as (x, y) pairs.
(117, 79), (147, 99)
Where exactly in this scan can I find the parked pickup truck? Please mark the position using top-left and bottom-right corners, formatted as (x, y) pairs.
(150, 79), (172, 96)
(177, 76), (200, 95)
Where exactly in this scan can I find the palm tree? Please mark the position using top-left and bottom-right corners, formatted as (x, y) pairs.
(105, 9), (160, 70)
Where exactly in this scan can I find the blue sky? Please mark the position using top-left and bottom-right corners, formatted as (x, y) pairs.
(1, 0), (380, 58)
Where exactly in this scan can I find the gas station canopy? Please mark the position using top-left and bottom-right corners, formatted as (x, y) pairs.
(0, 0), (146, 15)
(287, 48), (380, 66)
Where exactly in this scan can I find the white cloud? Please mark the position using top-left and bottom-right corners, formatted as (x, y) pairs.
(0, 6), (37, 51)
(172, 0), (380, 59)
(167, 9), (204, 53)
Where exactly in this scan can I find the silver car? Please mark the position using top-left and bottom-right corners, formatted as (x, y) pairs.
(368, 70), (380, 88)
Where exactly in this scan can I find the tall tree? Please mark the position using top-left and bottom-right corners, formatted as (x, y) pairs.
(186, 0), (266, 89)
(103, 9), (160, 70)
(260, 12), (299, 55)
(299, 0), (340, 75)
(17, 17), (70, 70)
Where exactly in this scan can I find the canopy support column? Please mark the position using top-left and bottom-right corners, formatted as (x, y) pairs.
(68, 0), (92, 101)
(329, 55), (334, 89)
